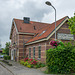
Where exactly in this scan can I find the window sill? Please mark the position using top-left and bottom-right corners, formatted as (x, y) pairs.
(33, 58), (35, 59)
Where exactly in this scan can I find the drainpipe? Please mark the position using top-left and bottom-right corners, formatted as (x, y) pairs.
(23, 36), (25, 59)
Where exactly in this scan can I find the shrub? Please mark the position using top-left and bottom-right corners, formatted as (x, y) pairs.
(40, 63), (46, 67)
(36, 62), (46, 68)
(28, 59), (33, 64)
(35, 64), (41, 68)
(20, 58), (45, 68)
(7, 56), (11, 60)
(31, 60), (37, 65)
(24, 61), (28, 66)
(4, 56), (7, 60)
(20, 60), (25, 65)
(27, 64), (32, 68)
(4, 55), (11, 60)
(30, 58), (33, 61)
(24, 57), (29, 62)
(46, 42), (75, 74)
(30, 64), (34, 68)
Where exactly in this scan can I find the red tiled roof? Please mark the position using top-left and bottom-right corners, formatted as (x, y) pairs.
(26, 16), (69, 43)
(13, 16), (69, 44)
(14, 19), (50, 34)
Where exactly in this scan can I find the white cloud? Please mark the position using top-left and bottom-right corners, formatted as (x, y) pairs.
(0, 0), (75, 48)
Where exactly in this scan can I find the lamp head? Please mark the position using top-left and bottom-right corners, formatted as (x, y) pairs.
(45, 1), (52, 6)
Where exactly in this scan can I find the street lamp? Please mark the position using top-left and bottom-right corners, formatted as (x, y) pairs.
(45, 1), (56, 40)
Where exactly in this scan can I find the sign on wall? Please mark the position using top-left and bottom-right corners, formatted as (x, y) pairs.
(57, 33), (74, 40)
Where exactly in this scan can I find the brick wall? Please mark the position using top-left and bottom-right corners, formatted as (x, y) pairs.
(18, 34), (34, 60)
(26, 41), (46, 63)
(10, 24), (19, 61)
(10, 21), (75, 63)
(46, 21), (75, 50)
(10, 23), (35, 61)
(25, 21), (75, 63)
(26, 42), (46, 63)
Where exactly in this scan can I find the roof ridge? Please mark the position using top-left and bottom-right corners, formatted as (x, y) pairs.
(13, 16), (69, 24)
(36, 16), (69, 34)
(51, 16), (68, 25)
(14, 18), (50, 25)
(13, 18), (23, 21)
(31, 21), (51, 25)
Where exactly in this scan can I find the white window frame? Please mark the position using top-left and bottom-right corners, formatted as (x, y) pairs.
(38, 46), (41, 59)
(29, 48), (31, 58)
(33, 47), (35, 59)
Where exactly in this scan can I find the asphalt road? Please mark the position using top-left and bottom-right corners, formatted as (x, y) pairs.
(0, 64), (13, 75)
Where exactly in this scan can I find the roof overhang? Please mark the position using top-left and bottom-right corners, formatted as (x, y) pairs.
(10, 19), (18, 39)
(18, 32), (35, 35)
(10, 19), (35, 39)
(25, 16), (69, 45)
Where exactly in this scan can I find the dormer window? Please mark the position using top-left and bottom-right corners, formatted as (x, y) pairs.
(39, 30), (46, 36)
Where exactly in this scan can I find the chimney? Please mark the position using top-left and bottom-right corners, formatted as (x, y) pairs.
(23, 17), (30, 23)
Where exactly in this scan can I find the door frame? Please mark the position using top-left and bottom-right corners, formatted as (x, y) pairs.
(11, 49), (14, 60)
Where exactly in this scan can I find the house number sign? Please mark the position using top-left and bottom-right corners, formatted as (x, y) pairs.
(57, 33), (74, 40)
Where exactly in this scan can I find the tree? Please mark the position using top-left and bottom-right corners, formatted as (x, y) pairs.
(2, 48), (5, 54)
(4, 42), (10, 55)
(68, 13), (75, 34)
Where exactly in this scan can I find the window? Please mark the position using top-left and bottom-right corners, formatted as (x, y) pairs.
(33, 47), (35, 58)
(34, 33), (38, 37)
(38, 46), (41, 58)
(29, 48), (31, 58)
(39, 30), (46, 36)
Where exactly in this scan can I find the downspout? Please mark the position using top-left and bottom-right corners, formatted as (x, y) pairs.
(23, 36), (25, 59)
(45, 42), (46, 63)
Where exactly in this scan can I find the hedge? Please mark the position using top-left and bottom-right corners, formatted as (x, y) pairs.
(46, 42), (75, 74)
(4, 55), (11, 60)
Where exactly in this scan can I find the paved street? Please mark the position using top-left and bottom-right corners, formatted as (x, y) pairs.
(0, 60), (74, 75)
(0, 63), (13, 75)
(0, 60), (54, 75)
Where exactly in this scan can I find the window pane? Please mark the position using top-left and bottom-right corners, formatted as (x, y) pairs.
(38, 46), (41, 58)
(33, 47), (35, 58)
(29, 48), (31, 58)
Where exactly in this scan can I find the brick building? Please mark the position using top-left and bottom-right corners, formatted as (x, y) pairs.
(9, 16), (75, 63)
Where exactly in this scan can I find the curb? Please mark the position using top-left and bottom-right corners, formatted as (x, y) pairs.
(0, 62), (15, 75)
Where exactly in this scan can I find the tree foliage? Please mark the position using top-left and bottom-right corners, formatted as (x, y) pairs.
(3, 42), (10, 55)
(2, 48), (6, 53)
(68, 13), (75, 34)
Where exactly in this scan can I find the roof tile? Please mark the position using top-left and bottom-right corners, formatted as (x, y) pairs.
(14, 19), (50, 34)
(13, 16), (68, 44)
(26, 16), (68, 43)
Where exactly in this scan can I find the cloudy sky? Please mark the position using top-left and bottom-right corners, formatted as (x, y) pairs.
(0, 0), (75, 48)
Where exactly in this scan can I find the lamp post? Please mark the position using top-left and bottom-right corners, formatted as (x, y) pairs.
(45, 1), (56, 40)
